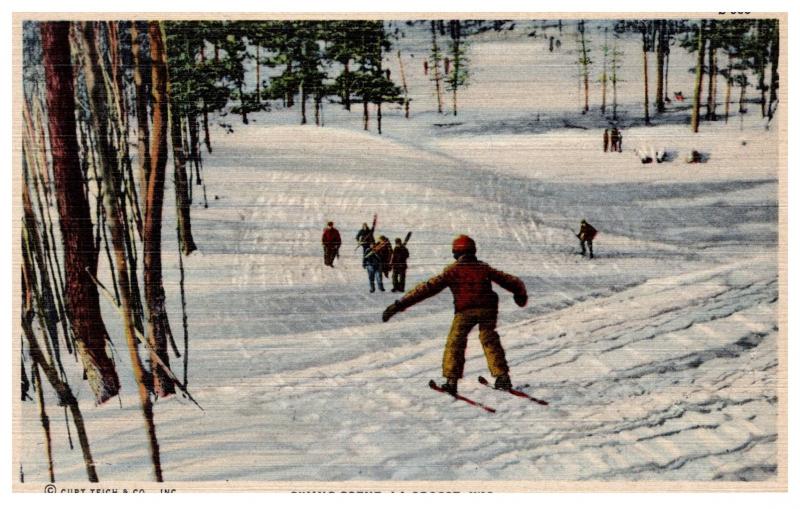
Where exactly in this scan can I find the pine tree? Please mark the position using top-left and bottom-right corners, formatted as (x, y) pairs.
(429, 21), (444, 114)
(445, 20), (469, 116)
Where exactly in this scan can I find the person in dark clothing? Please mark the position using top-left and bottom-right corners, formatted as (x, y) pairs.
(321, 221), (341, 267)
(356, 222), (375, 266)
(390, 238), (410, 293)
(609, 127), (621, 152)
(382, 235), (528, 395)
(603, 128), (610, 152)
(374, 236), (393, 278)
(363, 243), (385, 293)
(577, 219), (597, 259)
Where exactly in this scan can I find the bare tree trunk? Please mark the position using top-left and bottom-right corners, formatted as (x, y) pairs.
(342, 60), (351, 110)
(22, 201), (98, 483)
(363, 100), (369, 130)
(82, 21), (163, 482)
(655, 21), (666, 113)
(300, 80), (307, 125)
(664, 49), (670, 104)
(601, 28), (608, 116)
(766, 21), (780, 124)
(286, 61), (295, 108)
(578, 21), (589, 114)
(238, 82), (248, 124)
(255, 44), (261, 104)
(611, 41), (619, 121)
(706, 28), (717, 121)
(40, 21), (120, 405)
(691, 21), (705, 133)
(32, 362), (55, 482)
(397, 50), (410, 118)
(724, 62), (732, 123)
(450, 20), (461, 117)
(756, 21), (767, 118)
(199, 46), (212, 153)
(642, 35), (650, 125)
(22, 316), (98, 482)
(431, 21), (444, 114)
(144, 22), (177, 398)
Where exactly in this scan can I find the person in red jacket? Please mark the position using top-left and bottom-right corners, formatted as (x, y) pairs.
(321, 221), (341, 267)
(382, 235), (527, 395)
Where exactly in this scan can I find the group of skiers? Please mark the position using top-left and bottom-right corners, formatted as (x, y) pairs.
(321, 219), (598, 395)
(323, 220), (410, 293)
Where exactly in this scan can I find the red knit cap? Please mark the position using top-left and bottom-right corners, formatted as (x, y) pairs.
(452, 235), (476, 255)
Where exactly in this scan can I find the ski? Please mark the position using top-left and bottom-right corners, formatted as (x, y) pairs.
(403, 231), (412, 245)
(428, 380), (496, 413)
(477, 376), (549, 406)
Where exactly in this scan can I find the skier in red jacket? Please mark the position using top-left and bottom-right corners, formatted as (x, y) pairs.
(382, 235), (528, 395)
(321, 221), (341, 267)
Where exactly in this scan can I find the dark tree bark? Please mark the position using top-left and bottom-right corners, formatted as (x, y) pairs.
(199, 47), (212, 153)
(430, 21), (444, 114)
(655, 21), (666, 113)
(691, 21), (706, 133)
(642, 32), (650, 125)
(169, 108), (198, 255)
(343, 61), (351, 110)
(766, 21), (780, 123)
(143, 22), (176, 398)
(40, 21), (120, 405)
(705, 21), (718, 121)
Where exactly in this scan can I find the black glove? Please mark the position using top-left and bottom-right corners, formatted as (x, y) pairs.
(514, 293), (528, 307)
(382, 301), (400, 322)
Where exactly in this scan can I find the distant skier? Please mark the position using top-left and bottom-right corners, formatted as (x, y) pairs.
(382, 235), (528, 395)
(576, 219), (597, 259)
(390, 237), (410, 292)
(610, 127), (623, 152)
(356, 221), (376, 265)
(363, 242), (386, 293)
(321, 221), (341, 267)
(603, 128), (610, 152)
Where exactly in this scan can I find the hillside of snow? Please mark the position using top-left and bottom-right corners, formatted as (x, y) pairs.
(18, 19), (781, 484)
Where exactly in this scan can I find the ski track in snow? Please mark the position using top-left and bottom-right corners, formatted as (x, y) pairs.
(19, 21), (780, 483)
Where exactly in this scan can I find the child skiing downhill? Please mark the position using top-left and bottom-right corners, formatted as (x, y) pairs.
(381, 235), (528, 395)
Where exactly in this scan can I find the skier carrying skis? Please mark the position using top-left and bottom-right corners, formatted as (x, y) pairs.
(577, 219), (597, 258)
(356, 221), (376, 266)
(390, 237), (410, 293)
(363, 242), (386, 293)
(382, 235), (528, 395)
(374, 236), (394, 278)
(321, 221), (341, 267)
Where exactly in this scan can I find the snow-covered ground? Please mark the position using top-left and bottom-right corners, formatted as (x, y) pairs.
(18, 20), (781, 484)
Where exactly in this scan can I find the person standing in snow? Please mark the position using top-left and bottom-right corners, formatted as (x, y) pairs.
(322, 221), (341, 267)
(603, 128), (610, 152)
(577, 219), (597, 259)
(356, 222), (375, 266)
(390, 238), (410, 293)
(374, 235), (393, 278)
(363, 242), (386, 293)
(382, 235), (528, 395)
(609, 127), (620, 152)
